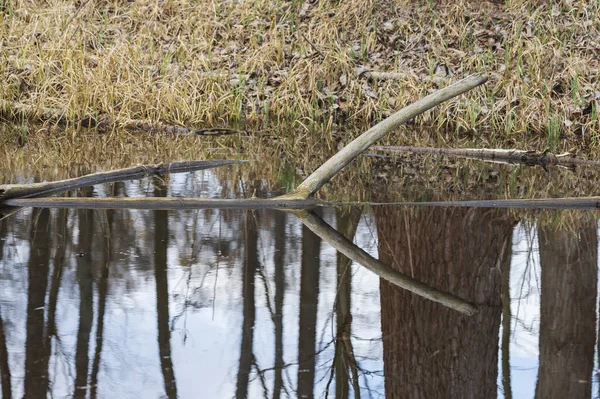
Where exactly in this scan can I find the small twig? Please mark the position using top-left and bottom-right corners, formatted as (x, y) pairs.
(299, 31), (325, 59)
(0, 101), (262, 136)
(63, 0), (93, 30)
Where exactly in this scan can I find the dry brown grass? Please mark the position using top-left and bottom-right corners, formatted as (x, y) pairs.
(0, 0), (598, 148)
(2, 0), (600, 224)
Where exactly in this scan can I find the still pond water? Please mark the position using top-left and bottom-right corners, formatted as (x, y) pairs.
(0, 169), (598, 399)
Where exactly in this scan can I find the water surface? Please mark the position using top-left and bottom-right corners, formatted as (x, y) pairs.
(0, 170), (598, 398)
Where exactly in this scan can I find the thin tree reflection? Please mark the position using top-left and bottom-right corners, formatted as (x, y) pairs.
(333, 208), (362, 399)
(297, 211), (322, 399)
(90, 209), (113, 399)
(154, 178), (178, 398)
(0, 304), (11, 399)
(45, 208), (68, 359)
(236, 210), (258, 399)
(535, 222), (597, 399)
(0, 217), (11, 399)
(73, 208), (95, 398)
(501, 235), (513, 399)
(273, 211), (286, 399)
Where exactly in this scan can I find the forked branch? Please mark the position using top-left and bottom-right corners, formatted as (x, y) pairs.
(281, 73), (488, 199)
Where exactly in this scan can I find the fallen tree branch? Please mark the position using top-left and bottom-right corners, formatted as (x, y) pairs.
(122, 121), (250, 136)
(0, 160), (244, 201)
(5, 196), (600, 210)
(294, 210), (477, 315)
(3, 197), (316, 210)
(356, 69), (411, 80)
(281, 73), (488, 199)
(370, 197), (600, 209)
(372, 146), (600, 168)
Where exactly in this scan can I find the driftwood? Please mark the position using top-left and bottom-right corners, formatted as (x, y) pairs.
(356, 69), (412, 80)
(371, 197), (600, 210)
(372, 146), (600, 169)
(4, 197), (317, 210)
(5, 197), (600, 210)
(122, 122), (253, 136)
(282, 73), (488, 199)
(0, 160), (244, 201)
(294, 210), (477, 315)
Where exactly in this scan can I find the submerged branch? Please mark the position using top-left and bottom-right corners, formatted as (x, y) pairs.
(283, 73), (487, 199)
(293, 210), (477, 315)
(372, 197), (600, 209)
(5, 197), (600, 210)
(3, 197), (317, 210)
(0, 160), (244, 201)
(373, 146), (600, 168)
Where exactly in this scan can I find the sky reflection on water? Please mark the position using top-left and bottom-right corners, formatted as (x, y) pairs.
(0, 170), (598, 399)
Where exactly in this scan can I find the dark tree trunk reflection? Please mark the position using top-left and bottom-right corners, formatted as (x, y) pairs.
(23, 209), (52, 399)
(45, 209), (68, 356)
(0, 304), (10, 399)
(297, 213), (322, 399)
(501, 237), (513, 399)
(535, 222), (598, 399)
(0, 218), (11, 399)
(236, 211), (258, 399)
(273, 211), (286, 399)
(374, 207), (515, 399)
(154, 179), (178, 399)
(90, 210), (113, 399)
(73, 209), (95, 398)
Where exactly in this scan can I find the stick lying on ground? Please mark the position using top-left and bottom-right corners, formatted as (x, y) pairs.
(0, 100), (259, 136)
(0, 160), (244, 201)
(295, 210), (477, 315)
(372, 146), (600, 168)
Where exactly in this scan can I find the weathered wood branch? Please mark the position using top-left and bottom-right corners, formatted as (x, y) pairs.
(356, 69), (411, 80)
(3, 197), (317, 210)
(122, 121), (251, 136)
(0, 160), (244, 201)
(294, 210), (478, 315)
(5, 196), (600, 210)
(282, 73), (487, 199)
(372, 197), (600, 209)
(373, 146), (600, 168)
